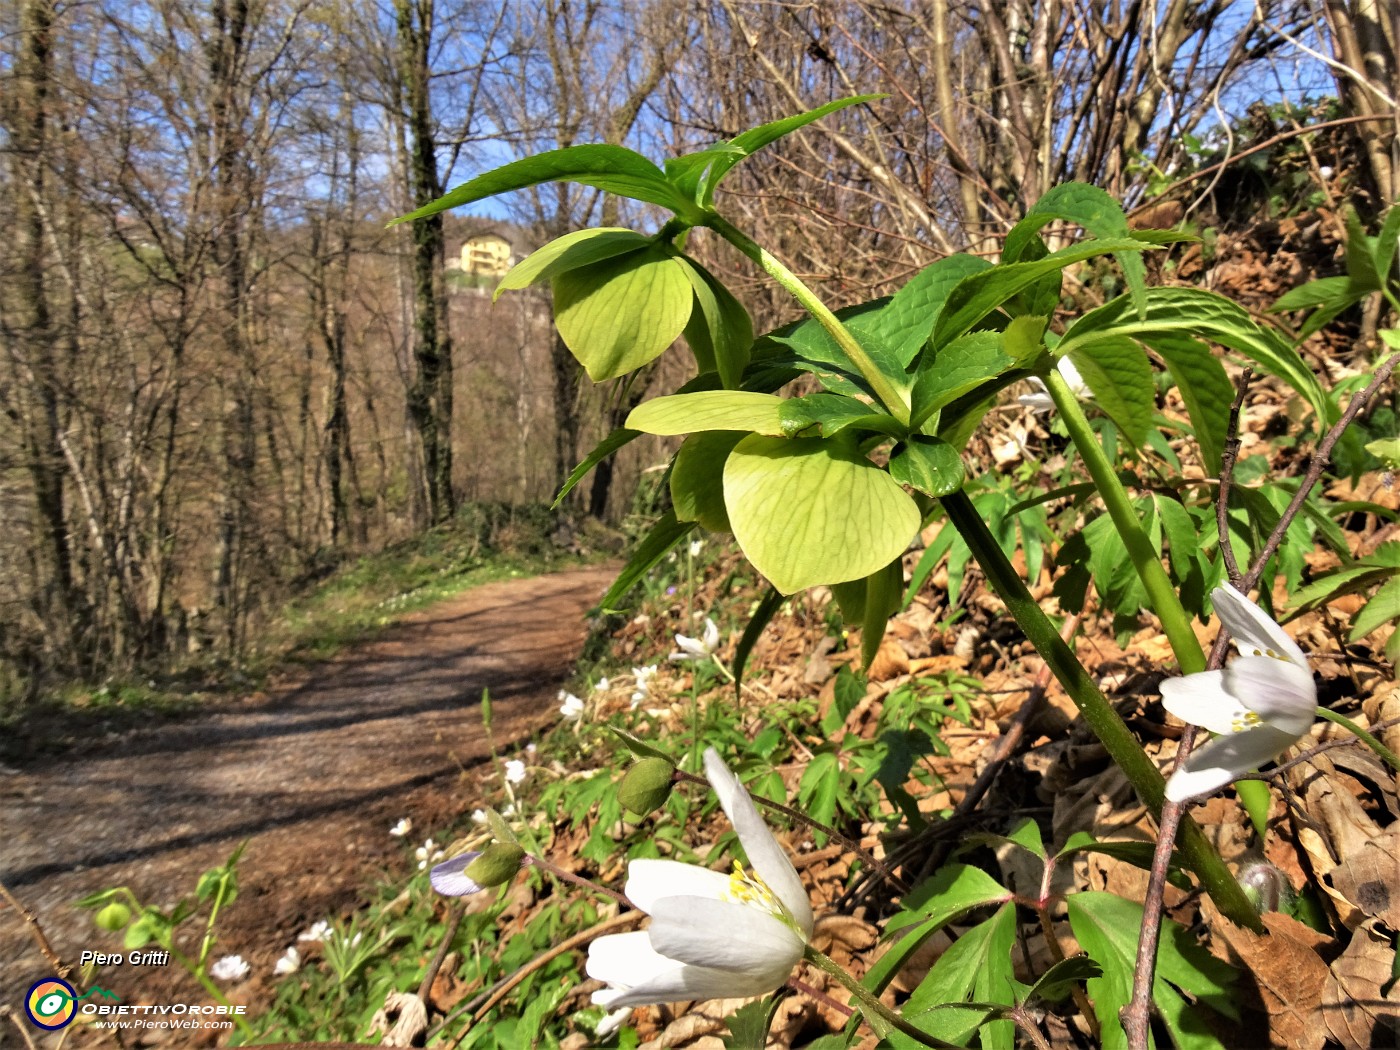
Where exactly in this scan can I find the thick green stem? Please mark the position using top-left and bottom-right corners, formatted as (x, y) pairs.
(803, 944), (958, 1048)
(1045, 368), (1205, 674)
(1316, 708), (1400, 772)
(705, 213), (911, 425)
(1046, 367), (1274, 835)
(941, 490), (1263, 930)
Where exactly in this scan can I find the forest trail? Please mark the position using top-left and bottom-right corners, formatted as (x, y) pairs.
(0, 564), (614, 1015)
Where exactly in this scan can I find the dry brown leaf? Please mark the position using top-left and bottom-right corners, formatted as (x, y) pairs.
(1208, 910), (1332, 1050)
(1363, 683), (1400, 762)
(1322, 919), (1400, 1048)
(867, 636), (911, 681)
(811, 913), (879, 955)
(1329, 826), (1400, 928)
(1286, 752), (1383, 927)
(641, 997), (748, 1049)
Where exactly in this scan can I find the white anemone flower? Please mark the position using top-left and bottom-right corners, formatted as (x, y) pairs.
(559, 692), (585, 721)
(416, 839), (445, 870)
(1020, 356), (1090, 412)
(585, 748), (813, 1009)
(504, 759), (528, 785)
(297, 920), (332, 942)
(670, 618), (720, 662)
(210, 955), (249, 982)
(389, 818), (412, 837)
(1161, 586), (1317, 802)
(273, 946), (300, 976)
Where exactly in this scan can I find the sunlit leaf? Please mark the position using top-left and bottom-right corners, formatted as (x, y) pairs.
(554, 247), (693, 381)
(494, 227), (650, 300)
(889, 436), (965, 497)
(723, 435), (920, 594)
(392, 144), (701, 225)
(627, 390), (787, 436)
(671, 431), (744, 531)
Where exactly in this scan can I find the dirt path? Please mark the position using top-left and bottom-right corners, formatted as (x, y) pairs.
(0, 565), (614, 1024)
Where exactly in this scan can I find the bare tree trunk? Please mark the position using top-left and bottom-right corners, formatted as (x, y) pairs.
(1321, 0), (1399, 204)
(6, 0), (88, 678)
(396, 0), (455, 525)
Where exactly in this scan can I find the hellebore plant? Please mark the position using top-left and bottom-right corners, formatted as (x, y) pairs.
(1160, 586), (1317, 802)
(586, 748), (813, 1009)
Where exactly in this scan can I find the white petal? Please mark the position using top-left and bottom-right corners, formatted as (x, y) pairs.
(1057, 355), (1089, 397)
(702, 618), (720, 651)
(1224, 656), (1317, 736)
(1165, 724), (1301, 802)
(624, 859), (730, 912)
(703, 749), (813, 935)
(1160, 670), (1247, 736)
(1211, 587), (1308, 668)
(647, 895), (804, 977)
(1018, 388), (1055, 412)
(429, 852), (484, 896)
(586, 931), (759, 1008)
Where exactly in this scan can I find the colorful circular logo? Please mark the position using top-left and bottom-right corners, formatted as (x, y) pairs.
(25, 978), (77, 1030)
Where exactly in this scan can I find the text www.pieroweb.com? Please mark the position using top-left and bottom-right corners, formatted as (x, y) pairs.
(84, 1003), (243, 1031)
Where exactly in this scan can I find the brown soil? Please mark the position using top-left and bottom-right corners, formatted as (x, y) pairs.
(0, 565), (614, 1042)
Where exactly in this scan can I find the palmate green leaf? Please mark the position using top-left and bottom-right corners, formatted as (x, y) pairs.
(765, 299), (910, 398)
(798, 751), (840, 832)
(721, 996), (782, 1049)
(391, 144), (702, 226)
(676, 256), (753, 388)
(932, 237), (1156, 350)
(1146, 334), (1233, 474)
(878, 254), (993, 365)
(627, 390), (787, 435)
(889, 436), (965, 497)
(1066, 892), (1237, 1050)
(1373, 204), (1400, 282)
(554, 247), (693, 381)
(665, 144), (745, 200)
(1272, 274), (1357, 313)
(884, 863), (1013, 937)
(1345, 208), (1383, 291)
(779, 391), (905, 438)
(689, 94), (884, 204)
(723, 435), (921, 594)
(910, 331), (1012, 430)
(1024, 955), (1103, 1004)
(1350, 573), (1400, 640)
(1058, 286), (1334, 424)
(671, 431), (744, 531)
(1003, 182), (1149, 315)
(493, 227), (650, 300)
(1068, 338), (1155, 448)
(893, 903), (1018, 1050)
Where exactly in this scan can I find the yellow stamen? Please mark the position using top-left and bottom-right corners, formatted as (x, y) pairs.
(1230, 710), (1263, 732)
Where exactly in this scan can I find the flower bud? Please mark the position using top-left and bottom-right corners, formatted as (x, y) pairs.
(95, 902), (131, 931)
(1237, 861), (1293, 914)
(618, 756), (675, 817)
(430, 843), (525, 897)
(466, 843), (526, 887)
